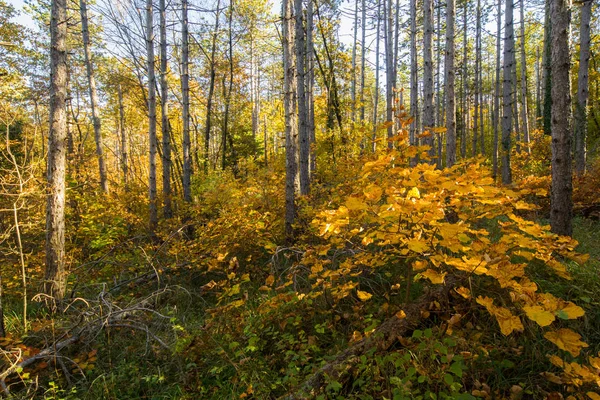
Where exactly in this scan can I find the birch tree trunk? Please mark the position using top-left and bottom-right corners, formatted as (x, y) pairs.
(181, 0), (191, 202)
(461, 0), (467, 158)
(385, 0), (394, 146)
(473, 0), (481, 156)
(283, 0), (298, 240)
(574, 0), (591, 174)
(80, 0), (108, 194)
(159, 0), (172, 218)
(372, 1), (381, 152)
(307, 0), (315, 175)
(117, 83), (128, 188)
(359, 0), (366, 123)
(542, 0), (552, 135)
(550, 0), (573, 236)
(351, 0), (358, 124)
(204, 0), (221, 173)
(445, 0), (457, 167)
(501, 0), (514, 184)
(46, 0), (68, 306)
(146, 0), (158, 232)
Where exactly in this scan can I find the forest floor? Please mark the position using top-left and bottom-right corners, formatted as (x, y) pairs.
(1, 138), (600, 399)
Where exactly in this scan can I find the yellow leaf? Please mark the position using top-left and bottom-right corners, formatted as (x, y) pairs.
(544, 328), (589, 357)
(494, 307), (524, 336)
(421, 269), (446, 284)
(559, 302), (585, 319)
(407, 239), (429, 253)
(396, 310), (407, 319)
(346, 196), (368, 211)
(523, 305), (556, 327)
(265, 275), (275, 286)
(357, 290), (373, 301)
(587, 393), (600, 400)
(454, 287), (471, 299)
(412, 260), (427, 271)
(364, 184), (383, 202)
(407, 187), (421, 199)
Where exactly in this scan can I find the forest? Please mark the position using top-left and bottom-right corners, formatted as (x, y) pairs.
(0, 0), (599, 397)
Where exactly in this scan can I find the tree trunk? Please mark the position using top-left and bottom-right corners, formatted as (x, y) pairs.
(146, 0), (158, 232)
(159, 0), (172, 218)
(501, 0), (514, 184)
(519, 0), (530, 152)
(409, 0), (418, 146)
(574, 0), (591, 174)
(461, 0), (467, 159)
(181, 0), (191, 202)
(296, 0), (310, 195)
(372, 0), (381, 152)
(359, 0), (366, 123)
(542, 0), (552, 135)
(445, 0), (456, 167)
(46, 0), (68, 307)
(423, 0), (435, 160)
(283, 0), (297, 241)
(493, 0), (501, 178)
(550, 0), (573, 236)
(204, 0), (221, 173)
(222, 1), (235, 173)
(80, 0), (108, 194)
(351, 0), (358, 124)
(117, 84), (128, 188)
(473, 0), (481, 156)
(307, 0), (315, 175)
(385, 0), (394, 146)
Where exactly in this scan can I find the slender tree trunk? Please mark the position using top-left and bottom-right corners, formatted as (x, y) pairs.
(519, 0), (530, 151)
(159, 0), (172, 218)
(146, 0), (158, 232)
(409, 0), (418, 146)
(372, 2), (381, 152)
(80, 0), (108, 194)
(446, 0), (457, 167)
(436, 0), (442, 168)
(473, 0), (481, 156)
(222, 1), (236, 174)
(550, 0), (573, 235)
(296, 0), (309, 195)
(574, 0), (591, 174)
(351, 0), (358, 124)
(423, 0), (435, 160)
(204, 0), (221, 173)
(359, 0), (366, 123)
(117, 84), (128, 188)
(543, 0), (552, 135)
(307, 0), (315, 175)
(493, 0), (501, 178)
(283, 0), (297, 240)
(461, 0), (467, 158)
(46, 0), (68, 306)
(181, 0), (191, 202)
(501, 0), (514, 184)
(385, 0), (394, 146)
(513, 41), (521, 153)
(536, 46), (542, 124)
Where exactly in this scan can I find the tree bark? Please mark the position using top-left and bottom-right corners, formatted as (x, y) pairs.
(423, 0), (435, 160)
(385, 0), (394, 146)
(550, 0), (573, 236)
(493, 0), (501, 178)
(409, 0), (418, 147)
(445, 0), (456, 167)
(159, 0), (172, 218)
(473, 0), (481, 156)
(543, 0), (552, 135)
(359, 0), (366, 123)
(284, 0), (298, 241)
(501, 0), (514, 184)
(46, 0), (68, 307)
(372, 0), (382, 152)
(146, 0), (158, 232)
(296, 0), (310, 195)
(117, 84), (128, 188)
(461, 0), (467, 159)
(204, 0), (221, 173)
(574, 0), (591, 174)
(181, 0), (191, 202)
(307, 0), (315, 175)
(519, 0), (530, 152)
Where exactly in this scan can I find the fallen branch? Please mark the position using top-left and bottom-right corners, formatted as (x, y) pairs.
(282, 280), (457, 400)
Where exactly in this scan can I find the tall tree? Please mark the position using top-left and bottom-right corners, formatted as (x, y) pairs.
(574, 0), (592, 174)
(385, 0), (394, 146)
(445, 0), (456, 167)
(423, 0), (435, 159)
(45, 0), (68, 306)
(80, 0), (109, 193)
(473, 0), (481, 156)
(359, 0), (366, 123)
(409, 0), (418, 146)
(550, 0), (573, 235)
(283, 0), (297, 240)
(519, 0), (530, 151)
(542, 0), (552, 135)
(181, 0), (191, 202)
(117, 83), (127, 188)
(159, 0), (172, 218)
(372, 0), (381, 152)
(501, 0), (514, 184)
(204, 0), (221, 173)
(146, 0), (158, 232)
(296, 0), (310, 195)
(307, 0), (315, 174)
(461, 0), (467, 158)
(492, 0), (501, 178)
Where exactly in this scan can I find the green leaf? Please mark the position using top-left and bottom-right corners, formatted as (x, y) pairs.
(443, 373), (454, 385)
